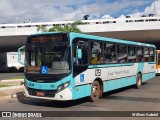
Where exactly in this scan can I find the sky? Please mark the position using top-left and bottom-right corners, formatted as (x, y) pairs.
(0, 0), (160, 24)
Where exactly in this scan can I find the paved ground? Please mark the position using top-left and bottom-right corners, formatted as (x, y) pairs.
(0, 76), (160, 120)
(0, 73), (23, 80)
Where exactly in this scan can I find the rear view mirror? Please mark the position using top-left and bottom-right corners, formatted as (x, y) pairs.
(77, 49), (82, 59)
(18, 46), (25, 65)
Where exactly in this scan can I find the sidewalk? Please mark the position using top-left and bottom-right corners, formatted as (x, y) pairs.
(0, 79), (24, 99)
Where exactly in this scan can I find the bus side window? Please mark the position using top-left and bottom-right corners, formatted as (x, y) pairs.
(73, 46), (88, 65)
(128, 46), (136, 62)
(91, 42), (103, 64)
(117, 44), (127, 63)
(104, 43), (117, 63)
(158, 54), (160, 65)
(144, 47), (149, 62)
(137, 47), (144, 62)
(73, 39), (89, 65)
(149, 48), (154, 62)
(81, 47), (88, 64)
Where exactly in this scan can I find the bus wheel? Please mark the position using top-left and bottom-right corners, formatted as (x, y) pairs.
(136, 73), (142, 89)
(88, 81), (100, 102)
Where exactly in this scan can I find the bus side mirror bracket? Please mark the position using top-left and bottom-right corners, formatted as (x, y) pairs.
(18, 46), (25, 65)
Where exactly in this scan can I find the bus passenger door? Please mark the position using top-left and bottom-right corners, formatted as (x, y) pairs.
(72, 39), (89, 99)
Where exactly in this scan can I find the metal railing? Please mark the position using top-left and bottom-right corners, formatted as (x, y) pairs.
(0, 16), (160, 29)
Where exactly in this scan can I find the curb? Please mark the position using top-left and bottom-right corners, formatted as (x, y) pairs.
(0, 85), (23, 90)
(0, 79), (24, 82)
(0, 80), (24, 99)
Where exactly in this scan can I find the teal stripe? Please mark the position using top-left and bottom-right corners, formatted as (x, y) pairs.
(148, 62), (156, 64)
(142, 72), (155, 81)
(88, 63), (134, 69)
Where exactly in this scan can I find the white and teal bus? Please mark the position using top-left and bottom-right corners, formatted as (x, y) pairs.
(18, 32), (156, 102)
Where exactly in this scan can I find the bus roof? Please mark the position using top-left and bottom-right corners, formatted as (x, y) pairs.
(30, 32), (156, 48)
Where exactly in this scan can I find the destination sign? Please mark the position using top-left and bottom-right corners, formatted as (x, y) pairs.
(31, 34), (68, 43)
(26, 66), (41, 72)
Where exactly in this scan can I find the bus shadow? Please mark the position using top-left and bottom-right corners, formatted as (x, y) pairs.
(15, 83), (148, 108)
(101, 82), (160, 103)
(16, 92), (88, 108)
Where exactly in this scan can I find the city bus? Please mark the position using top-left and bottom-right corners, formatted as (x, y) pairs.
(18, 32), (156, 102)
(156, 50), (160, 74)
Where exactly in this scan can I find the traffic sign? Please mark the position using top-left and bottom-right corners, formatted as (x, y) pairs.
(41, 66), (48, 74)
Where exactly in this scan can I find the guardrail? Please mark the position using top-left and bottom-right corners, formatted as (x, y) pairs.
(0, 17), (160, 29)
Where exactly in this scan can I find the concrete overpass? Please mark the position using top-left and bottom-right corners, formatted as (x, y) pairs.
(0, 16), (160, 52)
(0, 16), (160, 71)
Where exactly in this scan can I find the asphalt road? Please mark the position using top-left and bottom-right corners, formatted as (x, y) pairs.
(0, 73), (24, 80)
(0, 76), (160, 120)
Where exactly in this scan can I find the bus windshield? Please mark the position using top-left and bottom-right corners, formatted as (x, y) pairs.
(25, 45), (71, 74)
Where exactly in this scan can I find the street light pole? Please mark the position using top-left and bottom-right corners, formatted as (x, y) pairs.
(154, 0), (158, 16)
(74, 0), (78, 21)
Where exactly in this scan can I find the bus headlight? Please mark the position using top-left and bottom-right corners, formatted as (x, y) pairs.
(57, 81), (70, 92)
(64, 81), (70, 88)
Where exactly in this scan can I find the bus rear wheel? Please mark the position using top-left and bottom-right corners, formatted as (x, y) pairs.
(136, 73), (142, 89)
(88, 81), (101, 102)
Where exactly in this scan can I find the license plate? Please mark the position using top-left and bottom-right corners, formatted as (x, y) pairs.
(36, 91), (44, 96)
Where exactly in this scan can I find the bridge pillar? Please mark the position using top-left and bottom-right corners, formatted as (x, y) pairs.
(0, 52), (8, 72)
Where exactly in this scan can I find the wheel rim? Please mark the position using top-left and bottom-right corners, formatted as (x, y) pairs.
(138, 76), (141, 86)
(92, 84), (99, 97)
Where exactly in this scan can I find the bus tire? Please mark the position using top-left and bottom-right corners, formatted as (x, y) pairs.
(136, 73), (142, 89)
(88, 81), (101, 102)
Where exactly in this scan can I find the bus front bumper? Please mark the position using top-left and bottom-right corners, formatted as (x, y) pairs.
(23, 86), (72, 101)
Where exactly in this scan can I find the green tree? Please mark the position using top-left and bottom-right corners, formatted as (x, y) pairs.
(48, 21), (82, 33)
(37, 25), (48, 32)
(48, 24), (63, 32)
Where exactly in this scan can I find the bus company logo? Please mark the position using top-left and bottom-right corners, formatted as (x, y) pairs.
(95, 69), (101, 76)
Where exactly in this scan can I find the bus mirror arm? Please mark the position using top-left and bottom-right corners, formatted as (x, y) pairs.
(18, 46), (25, 65)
